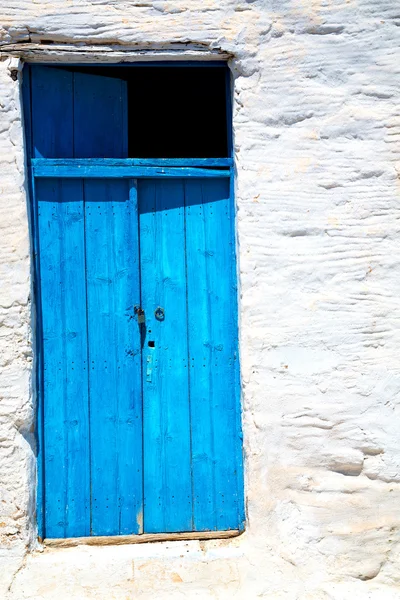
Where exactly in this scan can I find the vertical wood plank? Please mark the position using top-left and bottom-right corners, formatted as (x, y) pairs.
(185, 178), (241, 531)
(30, 66), (73, 158)
(73, 69), (136, 535)
(229, 174), (245, 531)
(74, 73), (128, 158)
(37, 178), (90, 538)
(85, 179), (142, 536)
(139, 179), (193, 533)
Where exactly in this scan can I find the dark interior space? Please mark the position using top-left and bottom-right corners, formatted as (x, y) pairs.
(64, 65), (230, 158)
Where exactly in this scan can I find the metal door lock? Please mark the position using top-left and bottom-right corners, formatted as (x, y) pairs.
(134, 306), (145, 324)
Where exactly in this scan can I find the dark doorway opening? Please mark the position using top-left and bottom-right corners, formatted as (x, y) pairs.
(61, 65), (230, 158)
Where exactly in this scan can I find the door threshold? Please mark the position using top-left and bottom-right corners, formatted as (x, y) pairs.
(41, 529), (242, 548)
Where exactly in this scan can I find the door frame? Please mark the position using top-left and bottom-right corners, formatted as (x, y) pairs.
(22, 61), (245, 542)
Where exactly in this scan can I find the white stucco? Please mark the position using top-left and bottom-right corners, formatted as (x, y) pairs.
(1, 1), (400, 598)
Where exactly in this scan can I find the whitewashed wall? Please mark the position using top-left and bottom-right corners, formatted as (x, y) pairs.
(1, 1), (400, 598)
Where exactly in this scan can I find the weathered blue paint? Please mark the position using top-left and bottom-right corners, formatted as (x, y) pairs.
(32, 158), (233, 167)
(139, 180), (193, 533)
(229, 172), (246, 532)
(31, 66), (74, 158)
(84, 179), (143, 535)
(185, 178), (241, 530)
(30, 66), (139, 538)
(37, 178), (91, 538)
(74, 72), (128, 158)
(32, 164), (230, 179)
(138, 179), (243, 533)
(25, 64), (244, 539)
(30, 66), (128, 159)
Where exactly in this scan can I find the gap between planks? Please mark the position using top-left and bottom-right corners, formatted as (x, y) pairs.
(41, 529), (242, 548)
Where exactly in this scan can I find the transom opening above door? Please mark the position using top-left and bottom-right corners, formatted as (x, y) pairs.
(25, 63), (231, 159)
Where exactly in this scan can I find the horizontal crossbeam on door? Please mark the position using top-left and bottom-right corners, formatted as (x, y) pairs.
(32, 158), (233, 167)
(32, 159), (233, 179)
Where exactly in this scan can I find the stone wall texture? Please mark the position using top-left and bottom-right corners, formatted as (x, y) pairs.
(0, 1), (400, 598)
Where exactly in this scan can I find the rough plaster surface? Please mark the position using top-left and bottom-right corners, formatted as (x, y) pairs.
(1, 1), (400, 598)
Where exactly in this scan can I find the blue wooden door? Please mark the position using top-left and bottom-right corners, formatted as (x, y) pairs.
(28, 66), (244, 539)
(139, 179), (242, 532)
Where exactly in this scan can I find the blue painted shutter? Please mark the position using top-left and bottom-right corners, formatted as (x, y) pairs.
(33, 68), (143, 537)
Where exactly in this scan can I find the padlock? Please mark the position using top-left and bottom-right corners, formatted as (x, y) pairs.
(134, 306), (145, 324)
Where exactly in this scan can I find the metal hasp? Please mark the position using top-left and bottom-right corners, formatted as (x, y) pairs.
(146, 355), (153, 383)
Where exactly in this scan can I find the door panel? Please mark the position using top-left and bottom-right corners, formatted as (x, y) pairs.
(139, 180), (193, 533)
(139, 178), (242, 534)
(31, 67), (74, 159)
(85, 179), (142, 535)
(37, 178), (142, 538)
(30, 66), (128, 159)
(74, 72), (128, 158)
